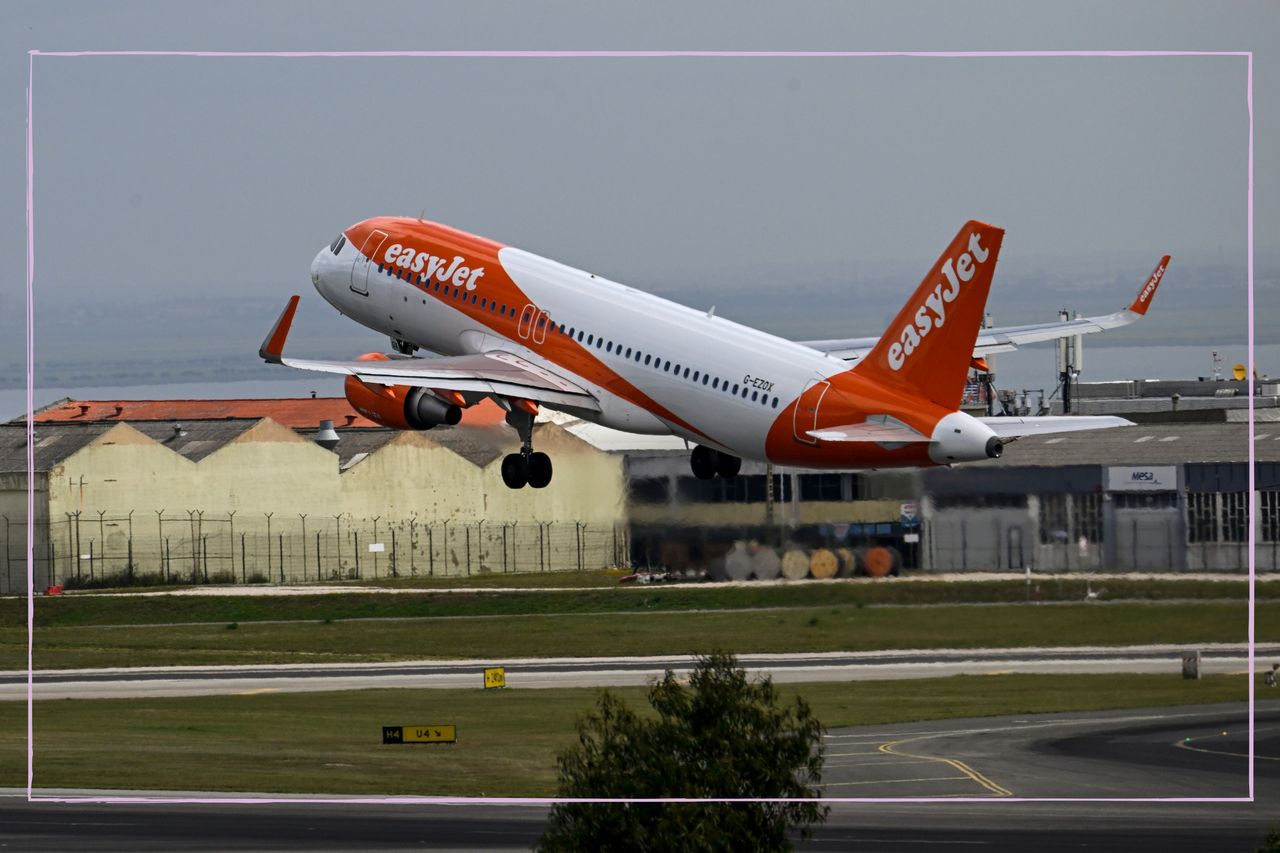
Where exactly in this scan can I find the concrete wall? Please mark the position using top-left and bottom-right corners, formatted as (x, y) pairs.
(0, 472), (49, 593)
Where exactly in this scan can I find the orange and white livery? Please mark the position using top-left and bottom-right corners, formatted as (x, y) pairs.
(261, 217), (1168, 489)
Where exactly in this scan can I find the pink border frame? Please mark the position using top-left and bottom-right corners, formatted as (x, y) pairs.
(24, 49), (1256, 806)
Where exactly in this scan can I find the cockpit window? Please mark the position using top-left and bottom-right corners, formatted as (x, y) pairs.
(330, 235), (346, 255)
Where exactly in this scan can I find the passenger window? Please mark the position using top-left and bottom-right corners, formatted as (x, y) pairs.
(481, 298), (488, 308)
(663, 361), (670, 371)
(606, 342), (613, 353)
(683, 368), (690, 379)
(625, 347), (632, 358)
(772, 397), (779, 408)
(537, 317), (546, 329)
(635, 352), (642, 363)
(693, 371), (700, 382)
(587, 334), (594, 345)
(577, 331), (585, 342)
(644, 355), (651, 366)
(732, 384), (739, 395)
(712, 378), (719, 389)
(751, 390), (758, 402)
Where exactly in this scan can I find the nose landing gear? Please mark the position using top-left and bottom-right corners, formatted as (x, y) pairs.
(690, 445), (741, 480)
(500, 410), (553, 489)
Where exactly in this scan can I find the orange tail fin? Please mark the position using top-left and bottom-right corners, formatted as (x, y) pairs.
(855, 220), (1005, 408)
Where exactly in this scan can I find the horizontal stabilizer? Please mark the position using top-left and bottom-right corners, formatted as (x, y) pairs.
(807, 415), (932, 444)
(979, 415), (1133, 439)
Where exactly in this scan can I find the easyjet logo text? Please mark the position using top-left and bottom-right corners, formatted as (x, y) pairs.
(1137, 263), (1164, 305)
(384, 243), (485, 290)
(887, 232), (990, 372)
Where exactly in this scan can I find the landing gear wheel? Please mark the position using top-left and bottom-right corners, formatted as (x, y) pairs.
(690, 445), (717, 480)
(715, 452), (742, 478)
(501, 453), (528, 489)
(527, 452), (553, 489)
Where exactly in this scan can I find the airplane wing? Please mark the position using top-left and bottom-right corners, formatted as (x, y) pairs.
(807, 415), (931, 444)
(800, 256), (1170, 363)
(259, 296), (600, 411)
(978, 415), (1134, 438)
(808, 414), (1133, 444)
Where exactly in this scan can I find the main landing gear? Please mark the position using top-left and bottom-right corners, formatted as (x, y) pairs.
(690, 444), (741, 480)
(501, 410), (553, 490)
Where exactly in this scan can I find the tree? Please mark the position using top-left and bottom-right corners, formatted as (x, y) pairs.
(536, 652), (828, 852)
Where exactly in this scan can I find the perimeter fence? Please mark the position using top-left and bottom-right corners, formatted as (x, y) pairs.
(0, 511), (629, 593)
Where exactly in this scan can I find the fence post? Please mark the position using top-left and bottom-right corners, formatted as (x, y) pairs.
(391, 528), (397, 578)
(372, 516), (380, 579)
(202, 535), (209, 582)
(539, 523), (545, 572)
(428, 525), (435, 577)
(156, 510), (164, 576)
(354, 531), (360, 578)
(316, 531), (322, 581)
(279, 534), (285, 584)
(88, 539), (94, 580)
(511, 521), (518, 573)
(227, 511), (236, 583)
(465, 525), (471, 576)
(503, 524), (509, 573)
(240, 533), (247, 583)
(264, 512), (274, 578)
(476, 520), (485, 574)
(409, 517), (417, 576)
(97, 510), (106, 574)
(299, 514), (308, 584)
(164, 538), (171, 581)
(576, 522), (584, 571)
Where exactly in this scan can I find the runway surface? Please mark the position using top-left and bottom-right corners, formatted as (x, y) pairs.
(3, 703), (1277, 851)
(4, 644), (1273, 700)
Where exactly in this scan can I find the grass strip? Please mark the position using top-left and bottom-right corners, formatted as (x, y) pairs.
(0, 673), (1251, 796)
(4, 578), (1273, 630)
(5, 601), (1271, 670)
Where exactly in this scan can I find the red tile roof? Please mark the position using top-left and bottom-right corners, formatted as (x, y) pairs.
(32, 397), (510, 428)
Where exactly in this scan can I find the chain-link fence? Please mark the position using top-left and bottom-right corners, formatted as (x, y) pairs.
(0, 512), (629, 592)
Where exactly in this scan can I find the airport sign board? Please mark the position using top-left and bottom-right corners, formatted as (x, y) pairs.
(1106, 466), (1178, 492)
(382, 725), (457, 744)
(484, 667), (507, 689)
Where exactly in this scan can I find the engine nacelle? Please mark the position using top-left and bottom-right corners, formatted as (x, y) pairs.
(344, 354), (462, 430)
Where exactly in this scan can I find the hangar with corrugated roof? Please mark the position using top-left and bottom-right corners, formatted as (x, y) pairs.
(0, 398), (626, 592)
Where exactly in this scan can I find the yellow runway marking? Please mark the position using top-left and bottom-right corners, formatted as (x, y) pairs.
(822, 775), (970, 788)
(826, 750), (886, 757)
(879, 737), (1013, 797)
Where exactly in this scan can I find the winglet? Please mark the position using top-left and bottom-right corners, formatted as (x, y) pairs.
(1127, 255), (1170, 316)
(259, 295), (300, 363)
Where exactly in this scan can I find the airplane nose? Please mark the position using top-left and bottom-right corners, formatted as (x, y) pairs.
(311, 248), (326, 292)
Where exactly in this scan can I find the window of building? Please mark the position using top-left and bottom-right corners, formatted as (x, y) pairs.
(1113, 492), (1177, 509)
(1187, 492), (1218, 543)
(1222, 491), (1249, 542)
(1074, 493), (1103, 544)
(628, 477), (670, 505)
(1039, 494), (1069, 544)
(799, 473), (845, 502)
(933, 493), (1029, 510)
(1263, 491), (1280, 542)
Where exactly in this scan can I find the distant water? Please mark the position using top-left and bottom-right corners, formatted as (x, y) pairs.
(4, 344), (1276, 422)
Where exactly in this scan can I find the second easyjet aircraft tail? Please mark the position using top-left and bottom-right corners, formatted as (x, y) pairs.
(854, 220), (1005, 409)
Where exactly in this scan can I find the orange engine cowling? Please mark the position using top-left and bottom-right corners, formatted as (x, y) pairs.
(344, 354), (462, 430)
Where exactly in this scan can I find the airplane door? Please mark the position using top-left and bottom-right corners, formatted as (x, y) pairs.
(532, 310), (551, 345)
(517, 304), (536, 339)
(350, 229), (389, 295)
(792, 379), (830, 445)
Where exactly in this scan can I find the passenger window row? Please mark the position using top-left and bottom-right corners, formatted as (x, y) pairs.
(377, 262), (780, 410)
(553, 321), (780, 410)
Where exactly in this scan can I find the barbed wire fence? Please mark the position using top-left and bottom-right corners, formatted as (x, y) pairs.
(0, 511), (630, 593)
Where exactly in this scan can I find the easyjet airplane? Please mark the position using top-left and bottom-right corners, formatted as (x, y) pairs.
(261, 217), (1168, 489)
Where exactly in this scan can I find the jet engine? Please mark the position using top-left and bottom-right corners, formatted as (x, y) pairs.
(344, 354), (462, 430)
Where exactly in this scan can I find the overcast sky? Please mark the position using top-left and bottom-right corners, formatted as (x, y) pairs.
(3, 2), (1275, 393)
